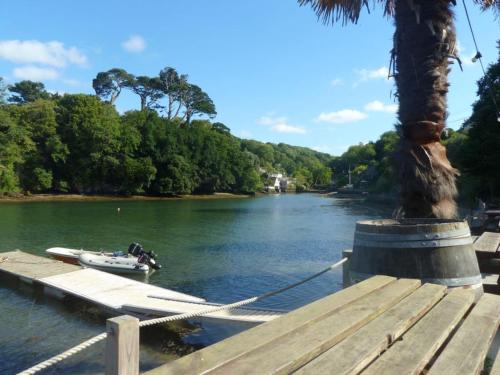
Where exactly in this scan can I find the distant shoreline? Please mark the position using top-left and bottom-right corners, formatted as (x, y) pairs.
(0, 192), (253, 202)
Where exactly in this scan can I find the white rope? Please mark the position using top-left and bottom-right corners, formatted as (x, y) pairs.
(18, 333), (107, 375)
(141, 257), (347, 327)
(18, 257), (347, 374)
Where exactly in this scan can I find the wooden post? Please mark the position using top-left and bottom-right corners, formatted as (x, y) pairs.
(342, 249), (353, 289)
(106, 315), (140, 375)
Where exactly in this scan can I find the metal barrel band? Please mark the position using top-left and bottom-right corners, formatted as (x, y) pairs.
(354, 236), (473, 249)
(354, 228), (471, 241)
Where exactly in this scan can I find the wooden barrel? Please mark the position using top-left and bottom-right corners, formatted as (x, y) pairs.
(349, 219), (482, 290)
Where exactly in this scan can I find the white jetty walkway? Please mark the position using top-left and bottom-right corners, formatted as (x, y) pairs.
(0, 250), (282, 323)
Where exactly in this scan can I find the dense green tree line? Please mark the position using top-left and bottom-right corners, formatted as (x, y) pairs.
(330, 131), (398, 193)
(240, 140), (332, 187)
(0, 76), (332, 195)
(1, 47), (497, 199)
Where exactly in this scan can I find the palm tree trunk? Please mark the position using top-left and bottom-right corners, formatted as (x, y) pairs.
(394, 0), (459, 218)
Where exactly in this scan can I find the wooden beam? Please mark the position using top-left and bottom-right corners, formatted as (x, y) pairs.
(427, 293), (500, 375)
(342, 249), (353, 288)
(144, 275), (396, 375)
(295, 283), (446, 375)
(204, 279), (420, 375)
(475, 232), (500, 259)
(106, 315), (139, 375)
(0, 250), (79, 280)
(362, 288), (475, 375)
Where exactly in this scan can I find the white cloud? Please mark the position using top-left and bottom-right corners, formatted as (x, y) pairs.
(13, 65), (59, 80)
(312, 145), (332, 153)
(455, 40), (475, 67)
(364, 100), (398, 113)
(331, 78), (343, 87)
(239, 130), (252, 138)
(357, 67), (389, 81)
(315, 109), (367, 124)
(122, 35), (146, 53)
(353, 66), (393, 86)
(0, 40), (87, 67)
(257, 115), (306, 134)
(257, 115), (283, 126)
(461, 54), (475, 66)
(62, 78), (83, 86)
(272, 123), (306, 134)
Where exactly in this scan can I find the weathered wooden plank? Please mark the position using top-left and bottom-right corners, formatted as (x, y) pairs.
(482, 274), (500, 294)
(427, 293), (500, 375)
(204, 279), (420, 375)
(474, 232), (500, 258)
(0, 250), (79, 279)
(1, 251), (281, 324)
(41, 268), (279, 323)
(362, 288), (475, 375)
(40, 268), (204, 307)
(295, 283), (446, 375)
(105, 315), (139, 375)
(144, 275), (396, 375)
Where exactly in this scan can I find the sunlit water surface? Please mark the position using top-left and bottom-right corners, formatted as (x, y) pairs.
(0, 194), (391, 374)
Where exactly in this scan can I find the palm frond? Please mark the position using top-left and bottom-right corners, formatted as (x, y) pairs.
(472, 0), (500, 9)
(472, 0), (500, 16)
(298, 0), (395, 25)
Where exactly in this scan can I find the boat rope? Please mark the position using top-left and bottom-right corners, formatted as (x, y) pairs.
(18, 257), (347, 374)
(18, 333), (108, 375)
(140, 257), (348, 327)
(461, 0), (500, 122)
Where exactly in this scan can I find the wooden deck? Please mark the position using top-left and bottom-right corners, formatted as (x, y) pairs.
(0, 250), (282, 323)
(145, 276), (500, 375)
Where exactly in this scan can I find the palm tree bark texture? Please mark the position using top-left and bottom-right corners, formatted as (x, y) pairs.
(394, 0), (458, 218)
(300, 0), (499, 218)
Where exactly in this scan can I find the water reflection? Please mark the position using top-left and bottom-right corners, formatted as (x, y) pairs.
(0, 194), (390, 372)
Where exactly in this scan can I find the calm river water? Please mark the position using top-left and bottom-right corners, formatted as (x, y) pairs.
(0, 194), (391, 374)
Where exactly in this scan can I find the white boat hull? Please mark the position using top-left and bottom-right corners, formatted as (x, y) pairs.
(78, 253), (149, 274)
(46, 247), (115, 265)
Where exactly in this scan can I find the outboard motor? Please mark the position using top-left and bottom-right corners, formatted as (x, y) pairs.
(128, 242), (143, 257)
(128, 242), (162, 270)
(146, 250), (161, 270)
(149, 257), (162, 270)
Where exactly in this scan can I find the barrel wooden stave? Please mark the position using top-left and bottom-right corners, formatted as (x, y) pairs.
(350, 219), (482, 288)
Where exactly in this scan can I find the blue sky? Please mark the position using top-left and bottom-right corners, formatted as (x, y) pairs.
(0, 1), (498, 155)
